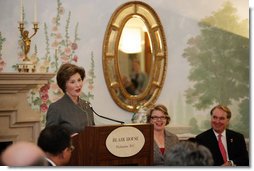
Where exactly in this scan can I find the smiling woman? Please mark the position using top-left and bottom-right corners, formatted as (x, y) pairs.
(102, 1), (167, 112)
(146, 104), (179, 165)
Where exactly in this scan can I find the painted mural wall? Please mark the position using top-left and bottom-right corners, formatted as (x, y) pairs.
(0, 0), (249, 138)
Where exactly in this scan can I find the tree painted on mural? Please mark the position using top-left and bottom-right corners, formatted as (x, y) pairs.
(183, 2), (249, 136)
(27, 0), (95, 128)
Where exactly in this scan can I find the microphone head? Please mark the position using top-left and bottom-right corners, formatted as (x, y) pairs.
(88, 103), (95, 112)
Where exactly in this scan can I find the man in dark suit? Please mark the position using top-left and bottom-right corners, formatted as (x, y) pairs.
(195, 105), (249, 166)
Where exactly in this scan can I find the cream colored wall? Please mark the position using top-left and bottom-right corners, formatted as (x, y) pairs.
(0, 0), (249, 141)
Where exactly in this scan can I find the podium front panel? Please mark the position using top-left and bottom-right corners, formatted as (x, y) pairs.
(69, 123), (153, 166)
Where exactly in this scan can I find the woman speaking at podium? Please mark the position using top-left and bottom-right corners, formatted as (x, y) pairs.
(45, 63), (95, 134)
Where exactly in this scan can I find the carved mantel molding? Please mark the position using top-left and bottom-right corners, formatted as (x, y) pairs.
(0, 73), (55, 143)
(0, 73), (55, 93)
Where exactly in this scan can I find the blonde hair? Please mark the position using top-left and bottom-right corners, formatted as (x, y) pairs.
(147, 104), (171, 125)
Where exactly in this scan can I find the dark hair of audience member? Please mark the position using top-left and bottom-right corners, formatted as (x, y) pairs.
(166, 141), (214, 166)
(37, 125), (71, 155)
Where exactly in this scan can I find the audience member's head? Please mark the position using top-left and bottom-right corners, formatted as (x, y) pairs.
(210, 104), (231, 134)
(37, 125), (73, 166)
(165, 141), (214, 166)
(1, 141), (47, 166)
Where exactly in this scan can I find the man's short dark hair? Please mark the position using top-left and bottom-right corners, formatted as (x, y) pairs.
(38, 125), (71, 155)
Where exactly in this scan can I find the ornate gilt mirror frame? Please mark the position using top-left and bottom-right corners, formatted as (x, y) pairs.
(103, 1), (167, 112)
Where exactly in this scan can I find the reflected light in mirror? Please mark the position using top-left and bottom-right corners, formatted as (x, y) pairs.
(119, 28), (142, 53)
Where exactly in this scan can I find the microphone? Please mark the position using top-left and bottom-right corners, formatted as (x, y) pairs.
(89, 104), (124, 124)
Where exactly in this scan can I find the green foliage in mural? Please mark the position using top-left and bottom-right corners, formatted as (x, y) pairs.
(0, 32), (6, 56)
(80, 52), (96, 101)
(189, 117), (200, 134)
(183, 2), (249, 108)
(183, 2), (249, 136)
(235, 98), (249, 137)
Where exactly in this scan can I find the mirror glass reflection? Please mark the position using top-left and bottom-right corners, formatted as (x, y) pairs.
(118, 17), (152, 95)
(103, 1), (167, 112)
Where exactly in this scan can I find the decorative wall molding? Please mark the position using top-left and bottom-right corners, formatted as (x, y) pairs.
(0, 110), (39, 142)
(0, 73), (54, 143)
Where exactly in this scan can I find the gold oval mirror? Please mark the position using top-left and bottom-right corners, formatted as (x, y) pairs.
(103, 1), (167, 112)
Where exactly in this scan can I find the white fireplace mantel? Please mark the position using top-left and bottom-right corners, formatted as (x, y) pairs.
(0, 72), (55, 143)
(0, 73), (55, 93)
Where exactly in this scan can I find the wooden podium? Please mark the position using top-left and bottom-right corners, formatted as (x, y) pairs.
(69, 123), (154, 166)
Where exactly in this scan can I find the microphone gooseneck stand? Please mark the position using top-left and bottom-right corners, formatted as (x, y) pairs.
(89, 105), (125, 124)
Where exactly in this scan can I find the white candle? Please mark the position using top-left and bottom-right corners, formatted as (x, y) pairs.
(20, 0), (23, 23)
(34, 0), (37, 22)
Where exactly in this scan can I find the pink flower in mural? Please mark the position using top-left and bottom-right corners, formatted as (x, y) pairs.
(0, 32), (6, 72)
(0, 58), (6, 72)
(56, 33), (62, 39)
(64, 47), (71, 56)
(41, 94), (49, 103)
(52, 25), (58, 32)
(73, 55), (78, 62)
(51, 40), (59, 48)
(71, 43), (78, 50)
(59, 6), (65, 15)
(40, 84), (50, 102)
(61, 54), (69, 63)
(88, 84), (94, 90)
(40, 103), (48, 113)
(41, 83), (50, 91)
(40, 88), (48, 96)
(52, 18), (58, 25)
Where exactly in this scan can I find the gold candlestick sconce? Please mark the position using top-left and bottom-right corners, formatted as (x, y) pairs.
(17, 22), (39, 72)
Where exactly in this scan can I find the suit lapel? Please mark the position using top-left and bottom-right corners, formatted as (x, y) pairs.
(226, 130), (234, 158)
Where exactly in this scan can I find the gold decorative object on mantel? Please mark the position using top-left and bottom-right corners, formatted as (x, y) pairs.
(18, 22), (39, 73)
(17, 0), (39, 73)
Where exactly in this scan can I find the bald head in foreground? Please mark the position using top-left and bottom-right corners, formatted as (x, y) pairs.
(1, 141), (47, 166)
